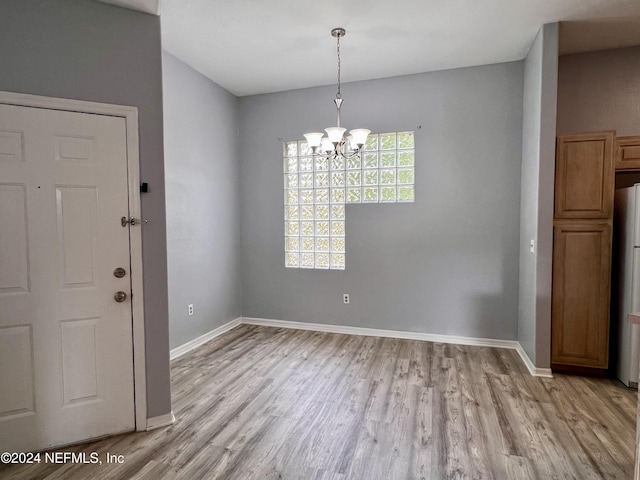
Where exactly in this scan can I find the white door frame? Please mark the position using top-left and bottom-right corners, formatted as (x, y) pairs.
(0, 91), (148, 431)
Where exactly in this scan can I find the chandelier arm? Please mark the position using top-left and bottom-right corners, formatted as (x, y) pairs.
(311, 141), (363, 161)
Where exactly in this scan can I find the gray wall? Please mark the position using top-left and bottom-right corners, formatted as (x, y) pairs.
(557, 45), (640, 136)
(162, 51), (242, 349)
(518, 23), (559, 368)
(239, 63), (524, 340)
(0, 0), (171, 418)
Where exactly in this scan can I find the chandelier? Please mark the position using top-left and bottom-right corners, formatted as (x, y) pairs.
(303, 28), (370, 159)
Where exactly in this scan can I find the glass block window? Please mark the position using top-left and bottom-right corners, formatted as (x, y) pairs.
(284, 131), (415, 270)
(355, 132), (415, 203)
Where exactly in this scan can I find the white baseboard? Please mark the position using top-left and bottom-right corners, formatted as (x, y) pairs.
(170, 317), (242, 360)
(515, 343), (553, 378)
(146, 411), (175, 431)
(244, 317), (553, 377)
(242, 317), (521, 350)
(169, 316), (552, 378)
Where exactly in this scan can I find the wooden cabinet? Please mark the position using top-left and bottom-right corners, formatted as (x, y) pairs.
(551, 223), (611, 368)
(615, 136), (640, 171)
(555, 132), (614, 219)
(551, 131), (615, 372)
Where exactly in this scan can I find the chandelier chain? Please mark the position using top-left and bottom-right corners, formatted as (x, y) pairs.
(336, 33), (341, 99)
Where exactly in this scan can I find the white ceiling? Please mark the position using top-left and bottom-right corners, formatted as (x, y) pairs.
(104, 0), (640, 97)
(100, 0), (159, 15)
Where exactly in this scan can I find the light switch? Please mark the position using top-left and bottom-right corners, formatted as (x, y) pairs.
(529, 239), (535, 253)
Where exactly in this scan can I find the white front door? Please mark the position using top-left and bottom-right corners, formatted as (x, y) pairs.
(0, 104), (135, 452)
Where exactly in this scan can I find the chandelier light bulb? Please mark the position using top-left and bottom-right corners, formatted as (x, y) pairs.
(325, 127), (346, 144)
(303, 132), (324, 149)
(320, 137), (333, 153)
(349, 129), (371, 148)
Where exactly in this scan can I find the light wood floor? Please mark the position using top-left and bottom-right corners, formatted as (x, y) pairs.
(2, 324), (637, 479)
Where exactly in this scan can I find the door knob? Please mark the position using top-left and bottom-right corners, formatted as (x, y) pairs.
(114, 291), (127, 303)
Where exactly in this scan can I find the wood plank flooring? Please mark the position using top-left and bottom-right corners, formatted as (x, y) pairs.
(1, 324), (637, 479)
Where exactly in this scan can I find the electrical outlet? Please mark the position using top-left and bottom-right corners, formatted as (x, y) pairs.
(343, 294), (350, 304)
(188, 304), (194, 316)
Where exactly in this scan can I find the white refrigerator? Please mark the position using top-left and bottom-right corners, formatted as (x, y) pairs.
(613, 184), (640, 387)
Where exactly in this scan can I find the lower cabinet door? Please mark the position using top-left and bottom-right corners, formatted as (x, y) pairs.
(551, 222), (611, 368)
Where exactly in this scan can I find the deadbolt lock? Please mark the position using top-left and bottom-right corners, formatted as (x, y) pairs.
(114, 267), (126, 278)
(114, 291), (127, 303)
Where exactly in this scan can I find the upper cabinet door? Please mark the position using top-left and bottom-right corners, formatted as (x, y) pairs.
(555, 131), (615, 219)
(615, 136), (640, 171)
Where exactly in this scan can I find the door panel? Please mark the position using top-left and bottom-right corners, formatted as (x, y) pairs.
(0, 104), (135, 452)
(552, 222), (611, 367)
(0, 130), (24, 162)
(555, 132), (614, 219)
(60, 318), (100, 405)
(0, 184), (29, 292)
(615, 136), (640, 171)
(0, 325), (34, 418)
(56, 186), (98, 288)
